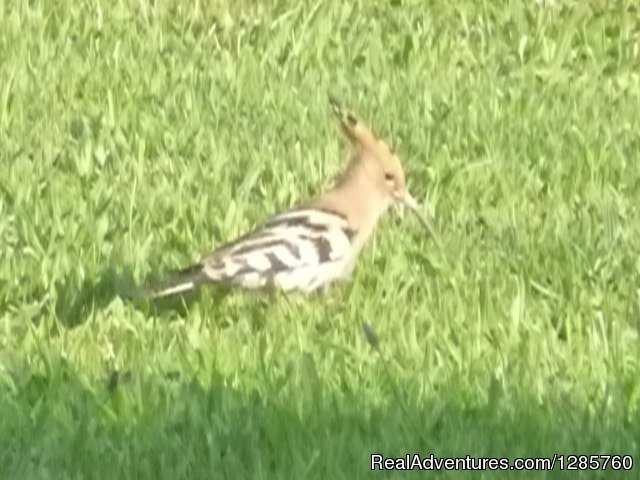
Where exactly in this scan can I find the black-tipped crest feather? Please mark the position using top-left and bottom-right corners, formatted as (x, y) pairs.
(329, 97), (357, 127)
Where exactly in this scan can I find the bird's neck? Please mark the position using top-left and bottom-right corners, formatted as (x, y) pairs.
(314, 161), (390, 248)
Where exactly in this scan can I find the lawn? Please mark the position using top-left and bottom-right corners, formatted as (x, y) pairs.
(1, 0), (639, 478)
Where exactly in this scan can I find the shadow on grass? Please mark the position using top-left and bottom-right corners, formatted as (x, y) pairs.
(0, 357), (637, 480)
(53, 266), (139, 327)
(53, 266), (235, 327)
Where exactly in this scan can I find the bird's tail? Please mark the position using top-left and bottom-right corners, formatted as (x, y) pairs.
(144, 263), (211, 300)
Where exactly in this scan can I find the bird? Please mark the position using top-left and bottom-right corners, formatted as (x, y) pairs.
(146, 99), (434, 299)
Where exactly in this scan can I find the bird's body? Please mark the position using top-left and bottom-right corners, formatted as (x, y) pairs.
(157, 207), (357, 296)
(148, 99), (428, 299)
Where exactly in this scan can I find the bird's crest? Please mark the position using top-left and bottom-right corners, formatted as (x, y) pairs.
(329, 98), (407, 196)
(329, 97), (377, 150)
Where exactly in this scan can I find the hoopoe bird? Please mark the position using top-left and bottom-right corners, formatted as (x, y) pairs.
(148, 99), (433, 299)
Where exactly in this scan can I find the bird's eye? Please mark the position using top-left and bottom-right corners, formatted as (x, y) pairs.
(384, 172), (394, 182)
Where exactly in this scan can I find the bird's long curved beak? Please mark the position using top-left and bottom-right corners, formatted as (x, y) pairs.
(401, 191), (442, 250)
(402, 191), (420, 211)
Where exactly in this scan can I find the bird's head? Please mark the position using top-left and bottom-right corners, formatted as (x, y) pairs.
(330, 98), (419, 211)
(329, 98), (439, 241)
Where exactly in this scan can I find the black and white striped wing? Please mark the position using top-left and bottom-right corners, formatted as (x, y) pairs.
(201, 208), (358, 292)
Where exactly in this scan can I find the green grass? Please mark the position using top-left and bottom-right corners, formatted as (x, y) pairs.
(1, 0), (640, 478)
